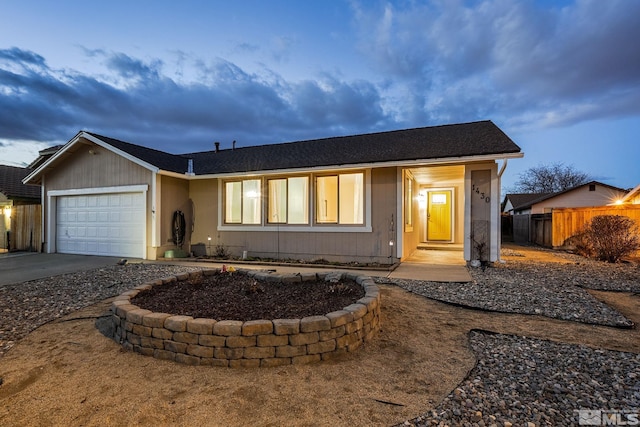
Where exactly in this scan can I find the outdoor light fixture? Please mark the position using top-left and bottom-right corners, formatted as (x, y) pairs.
(389, 240), (394, 246)
(3, 206), (10, 217)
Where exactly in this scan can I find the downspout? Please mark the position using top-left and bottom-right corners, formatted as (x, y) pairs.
(498, 158), (508, 178)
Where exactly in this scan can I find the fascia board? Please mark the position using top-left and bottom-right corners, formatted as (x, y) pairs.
(80, 133), (160, 173)
(185, 152), (524, 180)
(23, 131), (160, 184)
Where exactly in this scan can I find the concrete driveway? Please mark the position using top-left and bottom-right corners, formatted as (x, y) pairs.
(0, 252), (125, 286)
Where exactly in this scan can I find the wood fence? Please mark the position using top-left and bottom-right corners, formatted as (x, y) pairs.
(552, 205), (640, 247)
(5, 204), (42, 252)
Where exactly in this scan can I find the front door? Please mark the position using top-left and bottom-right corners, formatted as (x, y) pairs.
(427, 190), (452, 241)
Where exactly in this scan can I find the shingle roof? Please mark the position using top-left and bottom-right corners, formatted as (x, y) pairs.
(504, 193), (554, 211)
(87, 120), (520, 175)
(184, 120), (521, 175)
(0, 165), (40, 200)
(86, 132), (189, 174)
(506, 181), (628, 211)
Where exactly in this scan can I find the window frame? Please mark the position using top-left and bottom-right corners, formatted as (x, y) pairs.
(266, 175), (310, 225)
(314, 171), (365, 226)
(217, 170), (371, 232)
(223, 178), (262, 225)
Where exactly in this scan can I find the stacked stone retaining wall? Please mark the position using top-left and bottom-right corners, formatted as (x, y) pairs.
(110, 269), (381, 367)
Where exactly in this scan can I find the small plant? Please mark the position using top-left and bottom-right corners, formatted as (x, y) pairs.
(213, 243), (229, 258)
(579, 215), (640, 263)
(244, 279), (264, 295)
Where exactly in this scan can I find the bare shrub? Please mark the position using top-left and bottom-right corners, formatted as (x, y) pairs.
(581, 215), (640, 263)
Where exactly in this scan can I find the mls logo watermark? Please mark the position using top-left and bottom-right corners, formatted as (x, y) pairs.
(576, 409), (639, 426)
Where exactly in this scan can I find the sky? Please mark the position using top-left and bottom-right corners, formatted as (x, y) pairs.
(0, 0), (639, 191)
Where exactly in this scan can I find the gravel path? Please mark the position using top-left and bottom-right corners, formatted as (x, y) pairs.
(1, 252), (639, 426)
(402, 331), (640, 427)
(377, 252), (640, 328)
(387, 249), (640, 426)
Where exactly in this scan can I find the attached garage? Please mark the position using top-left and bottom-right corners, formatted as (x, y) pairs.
(54, 189), (146, 258)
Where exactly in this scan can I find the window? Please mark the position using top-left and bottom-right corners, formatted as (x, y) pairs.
(316, 172), (363, 224)
(405, 176), (413, 228)
(268, 176), (309, 224)
(224, 179), (261, 224)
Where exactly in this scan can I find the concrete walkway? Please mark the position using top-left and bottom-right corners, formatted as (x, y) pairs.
(388, 249), (472, 282)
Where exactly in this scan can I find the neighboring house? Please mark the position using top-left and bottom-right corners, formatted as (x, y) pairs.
(28, 144), (64, 170)
(0, 165), (41, 250)
(23, 120), (523, 263)
(506, 181), (627, 215)
(502, 193), (553, 215)
(620, 183), (640, 205)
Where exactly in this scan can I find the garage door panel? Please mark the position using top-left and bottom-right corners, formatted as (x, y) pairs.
(57, 192), (145, 258)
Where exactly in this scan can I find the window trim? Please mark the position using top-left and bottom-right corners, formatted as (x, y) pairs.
(266, 175), (310, 225)
(223, 178), (262, 225)
(217, 170), (371, 232)
(314, 171), (365, 225)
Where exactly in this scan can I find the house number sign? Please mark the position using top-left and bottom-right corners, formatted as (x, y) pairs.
(472, 183), (490, 203)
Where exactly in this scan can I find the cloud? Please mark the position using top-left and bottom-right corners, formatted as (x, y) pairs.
(0, 47), (390, 153)
(352, 0), (640, 130)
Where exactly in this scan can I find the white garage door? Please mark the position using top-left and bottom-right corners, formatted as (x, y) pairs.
(56, 192), (145, 258)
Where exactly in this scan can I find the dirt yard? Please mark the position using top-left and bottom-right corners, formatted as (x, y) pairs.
(0, 248), (638, 426)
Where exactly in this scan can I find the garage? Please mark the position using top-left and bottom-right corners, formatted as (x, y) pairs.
(56, 192), (145, 258)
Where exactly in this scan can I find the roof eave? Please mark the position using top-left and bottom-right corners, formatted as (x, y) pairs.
(23, 131), (160, 185)
(186, 151), (524, 180)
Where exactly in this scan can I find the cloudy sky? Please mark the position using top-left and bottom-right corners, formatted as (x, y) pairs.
(1, 0), (639, 190)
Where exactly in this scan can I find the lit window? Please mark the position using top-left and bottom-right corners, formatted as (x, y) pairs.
(316, 172), (363, 224)
(268, 176), (309, 224)
(225, 179), (261, 224)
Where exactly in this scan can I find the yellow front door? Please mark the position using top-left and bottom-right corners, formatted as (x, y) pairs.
(427, 190), (452, 241)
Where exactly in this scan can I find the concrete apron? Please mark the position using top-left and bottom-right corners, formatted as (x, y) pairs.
(388, 249), (472, 282)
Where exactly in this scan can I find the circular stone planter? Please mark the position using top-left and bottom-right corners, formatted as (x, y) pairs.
(109, 269), (381, 367)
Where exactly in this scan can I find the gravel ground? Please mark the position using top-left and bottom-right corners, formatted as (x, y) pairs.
(377, 251), (640, 328)
(387, 249), (640, 426)
(0, 262), (201, 357)
(401, 331), (640, 427)
(1, 252), (639, 426)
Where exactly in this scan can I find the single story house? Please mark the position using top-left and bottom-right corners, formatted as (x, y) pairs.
(23, 120), (522, 264)
(0, 165), (42, 251)
(502, 193), (553, 215)
(504, 181), (628, 216)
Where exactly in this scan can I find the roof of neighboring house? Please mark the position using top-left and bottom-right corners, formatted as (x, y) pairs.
(621, 183), (640, 203)
(27, 144), (64, 169)
(0, 165), (40, 200)
(508, 181), (628, 212)
(503, 193), (553, 212)
(25, 120), (522, 182)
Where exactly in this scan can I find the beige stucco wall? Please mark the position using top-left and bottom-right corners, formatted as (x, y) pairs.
(156, 175), (191, 258)
(189, 167), (398, 264)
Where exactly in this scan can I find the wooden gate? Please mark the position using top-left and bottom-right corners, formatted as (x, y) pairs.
(8, 204), (42, 252)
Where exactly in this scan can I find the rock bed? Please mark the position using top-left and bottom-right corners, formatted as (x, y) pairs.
(401, 331), (640, 427)
(0, 263), (201, 357)
(377, 254), (639, 328)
